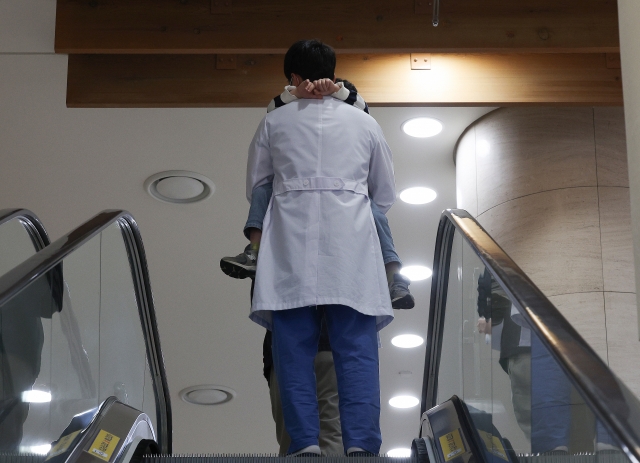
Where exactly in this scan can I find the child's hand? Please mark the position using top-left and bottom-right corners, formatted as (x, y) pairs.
(312, 79), (340, 96)
(290, 79), (322, 99)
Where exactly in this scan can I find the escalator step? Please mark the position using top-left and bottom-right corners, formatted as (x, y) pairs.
(0, 455), (47, 463)
(143, 456), (413, 463)
(516, 453), (628, 463)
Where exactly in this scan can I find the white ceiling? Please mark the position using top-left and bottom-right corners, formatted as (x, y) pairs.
(0, 1), (495, 455)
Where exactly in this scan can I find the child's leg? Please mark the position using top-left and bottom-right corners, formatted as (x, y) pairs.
(220, 182), (272, 279)
(370, 202), (401, 270)
(371, 202), (415, 309)
(243, 182), (273, 243)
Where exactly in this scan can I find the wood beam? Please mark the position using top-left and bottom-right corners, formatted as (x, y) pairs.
(66, 53), (622, 107)
(55, 0), (619, 54)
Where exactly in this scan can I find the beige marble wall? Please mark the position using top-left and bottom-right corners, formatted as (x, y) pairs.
(618, 0), (640, 340)
(455, 107), (639, 395)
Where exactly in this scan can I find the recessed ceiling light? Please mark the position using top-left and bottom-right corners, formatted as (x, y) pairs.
(145, 170), (215, 204)
(477, 139), (491, 156)
(401, 117), (443, 138)
(21, 390), (51, 403)
(179, 385), (236, 406)
(399, 187), (437, 205)
(389, 395), (420, 409)
(400, 266), (432, 281)
(391, 334), (424, 348)
(388, 448), (412, 458)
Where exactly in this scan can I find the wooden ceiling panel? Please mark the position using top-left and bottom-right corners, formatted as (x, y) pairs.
(66, 53), (622, 107)
(55, 0), (619, 54)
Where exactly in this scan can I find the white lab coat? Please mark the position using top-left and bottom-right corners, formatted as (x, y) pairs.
(247, 97), (396, 331)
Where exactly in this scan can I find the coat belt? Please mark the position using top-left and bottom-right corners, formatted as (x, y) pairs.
(272, 177), (368, 196)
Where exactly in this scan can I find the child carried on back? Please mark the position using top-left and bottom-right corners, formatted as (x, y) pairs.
(220, 77), (414, 310)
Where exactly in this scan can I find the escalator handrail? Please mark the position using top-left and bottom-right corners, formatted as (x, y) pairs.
(0, 209), (172, 454)
(423, 209), (640, 463)
(0, 208), (50, 250)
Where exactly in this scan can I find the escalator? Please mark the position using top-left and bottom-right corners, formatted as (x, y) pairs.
(0, 210), (170, 457)
(416, 210), (640, 463)
(0, 209), (639, 463)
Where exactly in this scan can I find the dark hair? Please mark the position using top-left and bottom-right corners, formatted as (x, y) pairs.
(283, 40), (336, 82)
(335, 78), (357, 93)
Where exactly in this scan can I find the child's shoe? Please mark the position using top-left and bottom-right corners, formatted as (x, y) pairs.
(390, 273), (415, 309)
(220, 244), (258, 279)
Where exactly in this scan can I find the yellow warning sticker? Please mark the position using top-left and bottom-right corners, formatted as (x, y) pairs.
(478, 430), (494, 453)
(477, 430), (509, 461)
(439, 428), (466, 461)
(88, 430), (121, 462)
(46, 430), (81, 460)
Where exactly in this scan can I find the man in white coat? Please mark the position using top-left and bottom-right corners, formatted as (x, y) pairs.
(246, 40), (395, 456)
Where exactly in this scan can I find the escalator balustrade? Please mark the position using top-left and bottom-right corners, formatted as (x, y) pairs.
(421, 210), (639, 463)
(0, 211), (169, 459)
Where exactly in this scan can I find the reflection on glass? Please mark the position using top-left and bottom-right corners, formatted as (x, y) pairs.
(477, 267), (532, 452)
(435, 233), (628, 459)
(0, 266), (62, 451)
(437, 233), (464, 405)
(0, 221), (156, 453)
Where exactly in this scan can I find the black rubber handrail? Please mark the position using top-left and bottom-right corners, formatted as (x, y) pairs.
(0, 210), (172, 454)
(0, 208), (50, 250)
(423, 209), (640, 463)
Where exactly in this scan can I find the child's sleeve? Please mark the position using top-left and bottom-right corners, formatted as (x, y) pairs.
(266, 86), (299, 113)
(331, 82), (370, 114)
(246, 117), (274, 202)
(367, 124), (396, 214)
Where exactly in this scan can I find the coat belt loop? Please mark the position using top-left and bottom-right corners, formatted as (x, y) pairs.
(273, 177), (367, 196)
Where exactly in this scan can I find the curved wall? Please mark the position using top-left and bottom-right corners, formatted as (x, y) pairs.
(456, 107), (639, 395)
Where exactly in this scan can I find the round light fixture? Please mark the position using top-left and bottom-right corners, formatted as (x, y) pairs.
(401, 117), (443, 138)
(399, 187), (437, 205)
(388, 448), (412, 458)
(400, 266), (433, 282)
(391, 334), (424, 348)
(389, 395), (420, 409)
(179, 385), (236, 406)
(477, 139), (491, 156)
(145, 170), (215, 204)
(21, 390), (51, 403)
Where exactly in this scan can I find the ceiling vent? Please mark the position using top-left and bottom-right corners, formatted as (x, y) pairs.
(145, 170), (215, 204)
(179, 385), (236, 406)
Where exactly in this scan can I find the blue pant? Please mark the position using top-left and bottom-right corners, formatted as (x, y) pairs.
(531, 335), (572, 453)
(245, 182), (401, 265)
(271, 305), (382, 455)
(596, 421), (617, 448)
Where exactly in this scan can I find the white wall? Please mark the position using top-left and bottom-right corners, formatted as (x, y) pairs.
(0, 0), (55, 53)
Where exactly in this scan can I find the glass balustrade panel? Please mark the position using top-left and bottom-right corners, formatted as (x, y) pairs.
(437, 233), (464, 405)
(0, 221), (156, 454)
(438, 231), (633, 462)
(459, 239), (495, 454)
